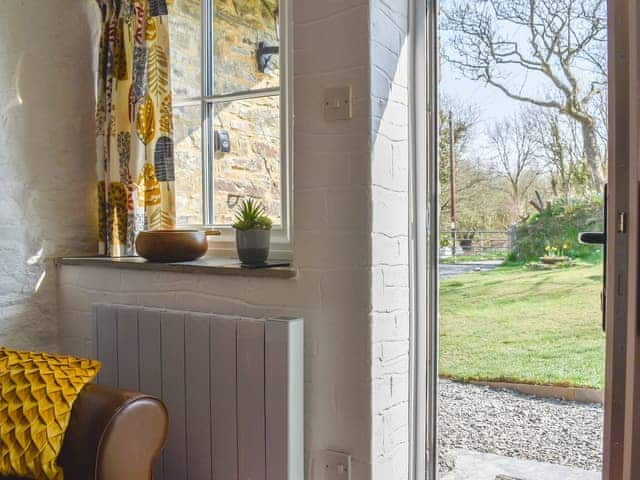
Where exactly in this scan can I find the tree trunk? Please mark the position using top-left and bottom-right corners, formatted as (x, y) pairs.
(580, 119), (606, 192)
(510, 182), (521, 223)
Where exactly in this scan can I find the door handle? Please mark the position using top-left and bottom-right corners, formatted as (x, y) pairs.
(578, 184), (607, 332)
(578, 232), (605, 245)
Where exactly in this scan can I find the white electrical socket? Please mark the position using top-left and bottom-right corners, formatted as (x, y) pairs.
(319, 450), (351, 480)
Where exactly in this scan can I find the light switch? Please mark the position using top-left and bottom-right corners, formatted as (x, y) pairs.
(319, 450), (351, 480)
(324, 86), (352, 121)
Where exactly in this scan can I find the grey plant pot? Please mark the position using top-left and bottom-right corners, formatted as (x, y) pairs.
(235, 229), (271, 265)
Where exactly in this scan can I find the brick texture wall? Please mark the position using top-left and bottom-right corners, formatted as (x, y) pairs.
(370, 1), (411, 477)
(57, 1), (412, 479)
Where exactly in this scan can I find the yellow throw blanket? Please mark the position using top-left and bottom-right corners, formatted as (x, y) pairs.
(0, 348), (101, 480)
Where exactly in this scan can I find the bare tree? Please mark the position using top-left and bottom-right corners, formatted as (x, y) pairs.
(487, 112), (541, 220)
(442, 0), (607, 191)
(535, 110), (590, 199)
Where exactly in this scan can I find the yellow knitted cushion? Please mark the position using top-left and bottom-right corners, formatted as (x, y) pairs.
(0, 348), (101, 480)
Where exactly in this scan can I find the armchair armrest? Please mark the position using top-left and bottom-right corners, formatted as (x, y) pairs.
(59, 383), (168, 480)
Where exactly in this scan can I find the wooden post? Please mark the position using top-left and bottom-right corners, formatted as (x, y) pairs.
(449, 111), (457, 256)
(509, 225), (517, 251)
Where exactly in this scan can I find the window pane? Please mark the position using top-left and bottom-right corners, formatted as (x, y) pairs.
(174, 105), (203, 225)
(213, 0), (280, 95)
(213, 96), (281, 225)
(169, 0), (202, 99)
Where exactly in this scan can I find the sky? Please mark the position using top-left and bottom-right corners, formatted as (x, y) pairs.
(437, 1), (608, 161)
(438, 17), (548, 156)
(439, 61), (533, 157)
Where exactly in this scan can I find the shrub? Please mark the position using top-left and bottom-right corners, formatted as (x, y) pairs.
(512, 197), (604, 261)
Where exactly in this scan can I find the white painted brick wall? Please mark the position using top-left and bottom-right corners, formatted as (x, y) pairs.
(57, 3), (379, 480)
(48, 1), (411, 479)
(0, 1), (100, 352)
(370, 0), (411, 478)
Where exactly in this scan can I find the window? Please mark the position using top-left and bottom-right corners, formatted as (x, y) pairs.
(169, 0), (290, 247)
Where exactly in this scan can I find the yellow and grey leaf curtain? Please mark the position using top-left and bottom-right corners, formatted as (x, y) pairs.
(96, 0), (176, 256)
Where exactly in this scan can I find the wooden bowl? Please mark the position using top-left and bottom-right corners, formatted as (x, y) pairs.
(135, 229), (221, 263)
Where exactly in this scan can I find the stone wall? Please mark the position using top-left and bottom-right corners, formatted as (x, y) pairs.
(170, 0), (282, 225)
(0, 0), (100, 352)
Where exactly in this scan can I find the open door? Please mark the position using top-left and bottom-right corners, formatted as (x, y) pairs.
(608, 1), (640, 479)
(602, 1), (629, 478)
(603, 0), (640, 478)
(410, 0), (640, 479)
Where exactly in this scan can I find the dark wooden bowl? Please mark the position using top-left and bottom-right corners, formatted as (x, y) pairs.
(135, 229), (221, 263)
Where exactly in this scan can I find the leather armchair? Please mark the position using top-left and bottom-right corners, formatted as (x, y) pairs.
(1, 383), (168, 480)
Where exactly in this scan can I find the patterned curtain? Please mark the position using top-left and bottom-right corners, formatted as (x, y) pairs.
(95, 0), (176, 257)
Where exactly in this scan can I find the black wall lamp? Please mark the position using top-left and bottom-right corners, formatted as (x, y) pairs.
(257, 42), (279, 72)
(256, 6), (280, 73)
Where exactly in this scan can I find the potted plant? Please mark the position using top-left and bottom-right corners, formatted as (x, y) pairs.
(232, 199), (273, 265)
(540, 243), (571, 265)
(440, 236), (452, 257)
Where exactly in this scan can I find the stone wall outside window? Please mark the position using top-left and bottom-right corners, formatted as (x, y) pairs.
(170, 0), (282, 226)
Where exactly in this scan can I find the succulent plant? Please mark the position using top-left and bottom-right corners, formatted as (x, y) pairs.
(232, 199), (273, 231)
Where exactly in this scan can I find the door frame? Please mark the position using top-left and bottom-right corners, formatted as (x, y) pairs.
(408, 0), (439, 479)
(604, 0), (630, 478)
(409, 0), (637, 479)
(611, 1), (640, 479)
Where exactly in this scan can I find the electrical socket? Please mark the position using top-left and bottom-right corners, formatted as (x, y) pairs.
(319, 450), (351, 480)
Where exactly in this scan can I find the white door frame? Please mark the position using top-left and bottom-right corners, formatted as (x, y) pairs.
(408, 0), (439, 479)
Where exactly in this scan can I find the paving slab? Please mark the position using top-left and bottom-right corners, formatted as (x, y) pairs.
(440, 449), (601, 480)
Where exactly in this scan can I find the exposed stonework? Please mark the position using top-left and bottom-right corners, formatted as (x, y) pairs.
(170, 0), (281, 225)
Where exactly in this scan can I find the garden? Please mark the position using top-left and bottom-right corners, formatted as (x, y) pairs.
(439, 198), (606, 389)
(436, 0), (608, 474)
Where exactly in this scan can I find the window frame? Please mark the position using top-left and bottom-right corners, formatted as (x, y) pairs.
(172, 0), (293, 257)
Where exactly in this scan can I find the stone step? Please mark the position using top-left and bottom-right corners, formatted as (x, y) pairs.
(440, 449), (601, 480)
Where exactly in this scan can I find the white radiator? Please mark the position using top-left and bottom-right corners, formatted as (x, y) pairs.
(93, 304), (303, 480)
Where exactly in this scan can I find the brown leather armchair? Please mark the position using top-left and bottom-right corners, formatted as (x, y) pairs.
(1, 383), (168, 480)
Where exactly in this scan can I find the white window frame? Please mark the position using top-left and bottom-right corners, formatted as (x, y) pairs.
(409, 0), (439, 479)
(173, 0), (293, 258)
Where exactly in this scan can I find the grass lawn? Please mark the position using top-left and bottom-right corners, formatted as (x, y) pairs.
(439, 261), (606, 389)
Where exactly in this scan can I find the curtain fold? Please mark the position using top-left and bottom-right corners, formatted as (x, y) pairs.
(95, 0), (176, 256)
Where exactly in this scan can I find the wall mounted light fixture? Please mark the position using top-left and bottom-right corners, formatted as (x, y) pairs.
(256, 6), (280, 73)
(257, 42), (279, 72)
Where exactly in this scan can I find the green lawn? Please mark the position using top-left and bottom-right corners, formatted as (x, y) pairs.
(439, 262), (606, 389)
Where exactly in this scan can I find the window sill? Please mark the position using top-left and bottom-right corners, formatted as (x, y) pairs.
(55, 255), (297, 279)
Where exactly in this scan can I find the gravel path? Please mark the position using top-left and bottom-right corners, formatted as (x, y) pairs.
(438, 380), (603, 474)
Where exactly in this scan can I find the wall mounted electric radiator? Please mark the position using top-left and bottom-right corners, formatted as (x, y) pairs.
(93, 304), (303, 480)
